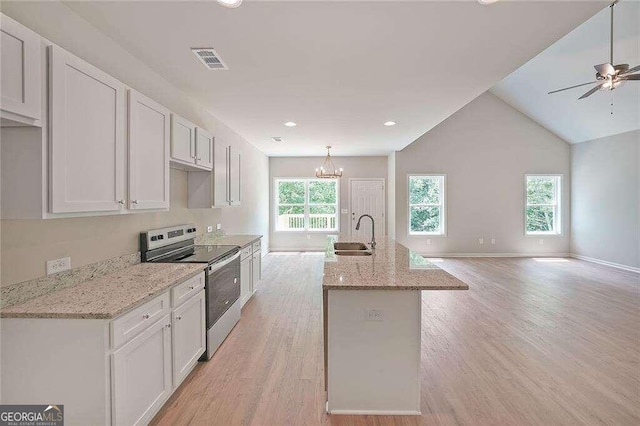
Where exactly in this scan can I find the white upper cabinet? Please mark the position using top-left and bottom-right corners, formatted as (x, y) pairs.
(228, 146), (241, 206)
(128, 89), (170, 211)
(49, 45), (126, 214)
(170, 114), (196, 165)
(195, 128), (213, 170)
(0, 13), (42, 126)
(170, 114), (212, 171)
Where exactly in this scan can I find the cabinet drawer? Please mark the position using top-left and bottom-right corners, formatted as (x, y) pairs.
(111, 292), (170, 349)
(240, 245), (252, 261)
(252, 240), (261, 254)
(172, 272), (205, 308)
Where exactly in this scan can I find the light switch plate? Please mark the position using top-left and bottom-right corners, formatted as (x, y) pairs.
(46, 257), (71, 275)
(479, 238), (484, 245)
(216, 223), (222, 230)
(207, 226), (213, 233)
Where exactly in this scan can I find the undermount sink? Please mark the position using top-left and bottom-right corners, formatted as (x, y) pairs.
(334, 242), (368, 251)
(335, 250), (373, 256)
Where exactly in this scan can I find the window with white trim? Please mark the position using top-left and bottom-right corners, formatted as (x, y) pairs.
(408, 175), (445, 235)
(525, 175), (561, 235)
(275, 178), (339, 232)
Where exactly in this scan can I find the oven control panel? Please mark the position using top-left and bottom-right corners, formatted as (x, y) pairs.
(140, 224), (197, 252)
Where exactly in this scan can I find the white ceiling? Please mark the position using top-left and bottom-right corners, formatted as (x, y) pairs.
(63, 0), (605, 156)
(491, 0), (639, 144)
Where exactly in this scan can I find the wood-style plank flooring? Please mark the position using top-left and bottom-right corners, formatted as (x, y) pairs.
(151, 253), (639, 426)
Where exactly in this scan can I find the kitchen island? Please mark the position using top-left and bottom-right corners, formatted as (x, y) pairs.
(323, 236), (468, 415)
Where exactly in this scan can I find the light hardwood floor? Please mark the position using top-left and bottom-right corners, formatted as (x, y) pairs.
(151, 253), (639, 426)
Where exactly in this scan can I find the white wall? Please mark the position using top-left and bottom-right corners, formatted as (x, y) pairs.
(269, 156), (387, 250)
(0, 2), (269, 286)
(571, 130), (639, 269)
(387, 152), (396, 240)
(395, 92), (571, 256)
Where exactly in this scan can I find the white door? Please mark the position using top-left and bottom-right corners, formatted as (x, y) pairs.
(350, 179), (385, 241)
(170, 114), (196, 165)
(112, 314), (172, 426)
(49, 45), (126, 213)
(195, 128), (213, 170)
(0, 14), (41, 123)
(172, 290), (206, 387)
(228, 147), (241, 205)
(128, 89), (170, 211)
(240, 256), (252, 306)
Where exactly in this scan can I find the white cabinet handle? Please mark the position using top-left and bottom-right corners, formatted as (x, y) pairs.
(142, 314), (150, 320)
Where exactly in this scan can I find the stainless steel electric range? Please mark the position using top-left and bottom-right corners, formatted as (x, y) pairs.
(140, 224), (241, 360)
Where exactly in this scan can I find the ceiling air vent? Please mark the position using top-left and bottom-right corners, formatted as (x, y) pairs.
(271, 137), (283, 143)
(191, 48), (228, 70)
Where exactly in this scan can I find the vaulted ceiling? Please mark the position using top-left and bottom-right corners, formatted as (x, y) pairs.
(60, 1), (606, 155)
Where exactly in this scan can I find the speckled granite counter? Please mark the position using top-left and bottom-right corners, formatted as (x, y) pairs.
(322, 236), (468, 290)
(1, 263), (205, 319)
(195, 233), (262, 248)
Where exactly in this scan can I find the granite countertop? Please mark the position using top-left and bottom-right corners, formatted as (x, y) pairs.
(196, 233), (262, 248)
(322, 236), (469, 291)
(1, 263), (206, 319)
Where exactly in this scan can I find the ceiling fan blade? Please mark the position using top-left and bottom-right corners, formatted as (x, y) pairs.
(548, 81), (599, 95)
(620, 74), (640, 80)
(578, 83), (605, 100)
(620, 65), (640, 75)
(594, 63), (615, 76)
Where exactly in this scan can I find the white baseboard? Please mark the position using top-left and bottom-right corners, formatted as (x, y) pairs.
(417, 252), (570, 258)
(328, 409), (421, 416)
(570, 254), (640, 274)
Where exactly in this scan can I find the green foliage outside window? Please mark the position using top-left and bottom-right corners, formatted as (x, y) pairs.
(526, 176), (559, 233)
(409, 176), (444, 234)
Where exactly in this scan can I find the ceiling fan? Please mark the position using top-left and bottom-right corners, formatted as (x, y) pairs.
(548, 0), (639, 100)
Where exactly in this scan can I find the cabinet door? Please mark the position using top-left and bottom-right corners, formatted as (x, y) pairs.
(170, 114), (196, 165)
(128, 90), (170, 211)
(228, 147), (241, 206)
(213, 142), (229, 206)
(0, 14), (41, 123)
(240, 256), (252, 306)
(112, 314), (172, 426)
(172, 290), (206, 387)
(195, 128), (213, 170)
(252, 252), (261, 290)
(49, 45), (126, 213)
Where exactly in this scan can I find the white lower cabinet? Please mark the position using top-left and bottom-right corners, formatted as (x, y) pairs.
(0, 272), (207, 426)
(240, 239), (262, 307)
(112, 314), (173, 426)
(172, 290), (206, 387)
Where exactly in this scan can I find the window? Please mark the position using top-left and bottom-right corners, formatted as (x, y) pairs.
(408, 175), (445, 235)
(525, 175), (561, 235)
(275, 179), (339, 232)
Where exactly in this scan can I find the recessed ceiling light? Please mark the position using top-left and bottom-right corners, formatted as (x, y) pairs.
(384, 121), (396, 126)
(217, 0), (242, 8)
(284, 121), (297, 127)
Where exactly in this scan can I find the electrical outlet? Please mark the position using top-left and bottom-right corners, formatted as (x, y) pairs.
(426, 239), (431, 245)
(307, 234), (311, 240)
(538, 239), (544, 245)
(491, 238), (496, 245)
(46, 257), (71, 275)
(341, 209), (348, 214)
(364, 309), (384, 321)
(479, 238), (484, 245)
(207, 225), (213, 233)
(216, 223), (222, 230)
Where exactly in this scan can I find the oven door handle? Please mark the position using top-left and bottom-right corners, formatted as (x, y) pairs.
(208, 252), (240, 274)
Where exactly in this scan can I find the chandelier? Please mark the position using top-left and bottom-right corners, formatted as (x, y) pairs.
(315, 146), (343, 179)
